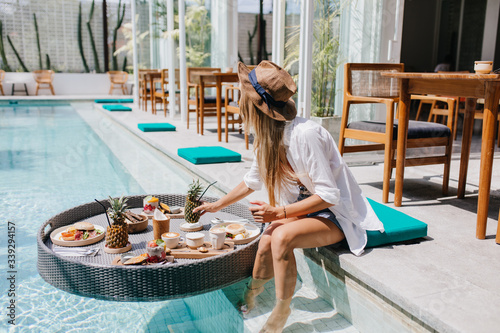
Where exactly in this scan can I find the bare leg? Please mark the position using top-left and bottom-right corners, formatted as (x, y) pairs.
(261, 217), (345, 333)
(240, 221), (291, 314)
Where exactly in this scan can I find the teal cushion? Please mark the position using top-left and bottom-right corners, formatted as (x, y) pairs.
(365, 198), (428, 248)
(95, 99), (133, 103)
(178, 146), (241, 164)
(102, 104), (132, 111)
(138, 123), (176, 132)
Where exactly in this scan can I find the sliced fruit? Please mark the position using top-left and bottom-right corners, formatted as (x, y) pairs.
(160, 203), (171, 214)
(147, 197), (159, 203)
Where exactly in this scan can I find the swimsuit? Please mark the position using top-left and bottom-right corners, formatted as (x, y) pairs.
(297, 185), (343, 232)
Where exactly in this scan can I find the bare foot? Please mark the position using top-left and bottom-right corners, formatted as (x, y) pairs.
(260, 299), (292, 333)
(238, 284), (264, 315)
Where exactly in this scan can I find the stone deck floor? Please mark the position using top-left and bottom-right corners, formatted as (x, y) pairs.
(88, 102), (499, 333)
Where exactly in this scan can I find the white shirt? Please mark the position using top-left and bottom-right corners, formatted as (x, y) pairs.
(243, 117), (384, 256)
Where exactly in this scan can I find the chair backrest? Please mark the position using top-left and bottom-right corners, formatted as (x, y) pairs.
(186, 67), (221, 85)
(107, 71), (128, 84)
(345, 63), (404, 98)
(160, 68), (180, 85)
(32, 70), (54, 82)
(0, 69), (5, 81)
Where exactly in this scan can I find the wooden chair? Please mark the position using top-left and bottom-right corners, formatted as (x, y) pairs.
(338, 63), (453, 203)
(224, 86), (249, 150)
(107, 71), (128, 95)
(138, 69), (158, 111)
(32, 70), (55, 95)
(186, 67), (221, 132)
(153, 69), (180, 117)
(0, 69), (5, 95)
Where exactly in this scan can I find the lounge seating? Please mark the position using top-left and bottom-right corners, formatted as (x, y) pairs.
(33, 70), (55, 95)
(138, 123), (176, 132)
(102, 104), (132, 111)
(178, 146), (241, 164)
(95, 98), (133, 103)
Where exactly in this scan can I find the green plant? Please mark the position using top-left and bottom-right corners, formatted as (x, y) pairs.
(45, 54), (51, 70)
(284, 0), (344, 117)
(247, 15), (258, 65)
(184, 0), (211, 67)
(114, 14), (149, 71)
(33, 14), (43, 70)
(77, 3), (90, 73)
(0, 21), (12, 72)
(112, 0), (126, 71)
(7, 35), (28, 72)
(86, 0), (101, 73)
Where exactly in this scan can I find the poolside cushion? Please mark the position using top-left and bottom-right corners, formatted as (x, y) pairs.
(138, 123), (176, 132)
(178, 146), (241, 164)
(365, 198), (428, 248)
(348, 120), (450, 140)
(95, 99), (134, 103)
(102, 104), (132, 111)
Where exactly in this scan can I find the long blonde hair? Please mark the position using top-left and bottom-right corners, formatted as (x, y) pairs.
(240, 94), (296, 206)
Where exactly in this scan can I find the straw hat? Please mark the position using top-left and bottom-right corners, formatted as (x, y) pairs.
(237, 61), (297, 121)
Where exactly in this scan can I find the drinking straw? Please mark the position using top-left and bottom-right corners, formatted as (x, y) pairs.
(198, 181), (217, 202)
(95, 199), (111, 227)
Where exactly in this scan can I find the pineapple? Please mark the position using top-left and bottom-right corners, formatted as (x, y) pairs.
(185, 180), (204, 224)
(106, 195), (129, 248)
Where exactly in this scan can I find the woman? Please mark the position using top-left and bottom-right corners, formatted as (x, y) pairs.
(194, 61), (384, 332)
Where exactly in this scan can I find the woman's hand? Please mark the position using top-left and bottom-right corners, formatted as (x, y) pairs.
(193, 201), (220, 216)
(249, 201), (280, 223)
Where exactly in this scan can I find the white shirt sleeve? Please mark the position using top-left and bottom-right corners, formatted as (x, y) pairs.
(299, 128), (341, 206)
(243, 156), (263, 191)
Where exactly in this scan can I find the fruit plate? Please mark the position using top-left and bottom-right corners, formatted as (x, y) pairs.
(50, 225), (105, 247)
(211, 222), (261, 245)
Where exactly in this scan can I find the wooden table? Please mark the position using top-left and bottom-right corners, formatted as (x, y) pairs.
(192, 72), (239, 140)
(382, 72), (500, 241)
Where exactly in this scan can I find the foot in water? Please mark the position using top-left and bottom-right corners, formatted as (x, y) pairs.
(260, 298), (292, 333)
(238, 278), (269, 315)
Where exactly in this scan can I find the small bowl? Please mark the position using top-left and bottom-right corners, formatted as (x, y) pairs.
(474, 61), (493, 74)
(126, 213), (149, 233)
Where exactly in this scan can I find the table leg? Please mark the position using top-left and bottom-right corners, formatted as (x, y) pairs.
(394, 79), (410, 207)
(200, 80), (205, 136)
(457, 98), (477, 198)
(217, 77), (222, 142)
(476, 82), (500, 239)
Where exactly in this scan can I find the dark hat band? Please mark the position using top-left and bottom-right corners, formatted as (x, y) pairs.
(249, 68), (286, 113)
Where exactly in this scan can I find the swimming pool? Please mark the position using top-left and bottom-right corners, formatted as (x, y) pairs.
(0, 103), (352, 332)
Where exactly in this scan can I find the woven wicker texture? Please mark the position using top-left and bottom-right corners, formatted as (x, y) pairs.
(351, 69), (400, 98)
(37, 194), (260, 302)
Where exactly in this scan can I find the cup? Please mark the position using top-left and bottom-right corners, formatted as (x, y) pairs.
(153, 215), (170, 240)
(209, 227), (226, 250)
(185, 232), (205, 249)
(474, 61), (493, 74)
(162, 232), (180, 249)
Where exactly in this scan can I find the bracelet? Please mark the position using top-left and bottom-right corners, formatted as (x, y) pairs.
(283, 206), (287, 219)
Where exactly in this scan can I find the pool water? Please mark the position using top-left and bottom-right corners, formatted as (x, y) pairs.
(0, 103), (353, 333)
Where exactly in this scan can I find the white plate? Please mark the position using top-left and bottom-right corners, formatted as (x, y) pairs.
(210, 218), (250, 225)
(211, 222), (261, 244)
(51, 225), (106, 247)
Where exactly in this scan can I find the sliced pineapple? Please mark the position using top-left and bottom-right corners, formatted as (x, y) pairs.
(160, 202), (171, 214)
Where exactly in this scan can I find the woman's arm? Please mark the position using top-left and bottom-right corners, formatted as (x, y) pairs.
(249, 194), (332, 223)
(193, 181), (254, 215)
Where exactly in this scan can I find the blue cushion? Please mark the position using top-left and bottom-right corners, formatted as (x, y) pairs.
(102, 104), (132, 111)
(365, 198), (428, 248)
(138, 123), (176, 132)
(95, 99), (133, 103)
(189, 96), (228, 104)
(178, 146), (241, 164)
(348, 120), (450, 139)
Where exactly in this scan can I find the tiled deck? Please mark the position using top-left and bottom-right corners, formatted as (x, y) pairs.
(87, 101), (499, 333)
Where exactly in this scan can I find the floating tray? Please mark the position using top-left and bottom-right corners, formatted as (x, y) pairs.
(112, 255), (174, 266)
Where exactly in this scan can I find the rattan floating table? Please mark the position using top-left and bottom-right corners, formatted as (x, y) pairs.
(37, 194), (260, 302)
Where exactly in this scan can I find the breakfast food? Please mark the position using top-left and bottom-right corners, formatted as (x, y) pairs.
(124, 211), (147, 224)
(143, 196), (159, 214)
(60, 223), (103, 241)
(159, 202), (171, 214)
(123, 255), (147, 265)
(146, 239), (167, 263)
(224, 224), (249, 240)
(198, 247), (208, 253)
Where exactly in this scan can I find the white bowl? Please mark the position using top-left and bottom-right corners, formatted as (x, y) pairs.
(185, 232), (205, 249)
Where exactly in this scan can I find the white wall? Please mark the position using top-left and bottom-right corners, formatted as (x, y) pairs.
(2, 73), (124, 96)
(482, 0), (500, 61)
